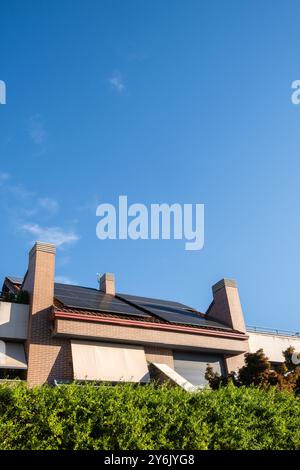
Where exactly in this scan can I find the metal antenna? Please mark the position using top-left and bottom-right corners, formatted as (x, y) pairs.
(96, 273), (102, 288)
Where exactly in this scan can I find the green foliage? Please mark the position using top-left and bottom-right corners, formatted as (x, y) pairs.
(0, 382), (299, 450)
(15, 290), (29, 304)
(206, 348), (300, 393)
(1, 289), (29, 304)
(238, 349), (272, 387)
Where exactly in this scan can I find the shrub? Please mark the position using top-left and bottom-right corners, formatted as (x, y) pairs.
(0, 382), (299, 450)
(206, 348), (300, 393)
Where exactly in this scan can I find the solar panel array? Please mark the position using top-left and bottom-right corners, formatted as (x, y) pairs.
(118, 293), (191, 309)
(54, 283), (231, 330)
(54, 283), (152, 318)
(119, 294), (231, 330)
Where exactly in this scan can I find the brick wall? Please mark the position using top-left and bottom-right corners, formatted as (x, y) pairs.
(24, 243), (73, 386)
(144, 346), (174, 368)
(55, 317), (248, 354)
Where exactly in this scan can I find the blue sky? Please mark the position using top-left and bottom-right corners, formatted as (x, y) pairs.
(0, 0), (300, 330)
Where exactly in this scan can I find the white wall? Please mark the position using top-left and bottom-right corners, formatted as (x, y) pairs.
(0, 301), (29, 340)
(248, 331), (300, 363)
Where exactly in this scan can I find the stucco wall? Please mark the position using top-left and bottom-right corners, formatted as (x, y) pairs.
(248, 332), (300, 363)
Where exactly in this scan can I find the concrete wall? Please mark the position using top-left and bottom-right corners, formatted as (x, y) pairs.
(248, 331), (300, 363)
(0, 301), (29, 340)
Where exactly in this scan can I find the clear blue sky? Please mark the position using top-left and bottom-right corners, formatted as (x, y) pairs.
(0, 0), (300, 330)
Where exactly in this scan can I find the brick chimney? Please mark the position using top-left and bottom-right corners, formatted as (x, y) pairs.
(24, 242), (72, 386)
(207, 278), (246, 333)
(99, 272), (115, 296)
(23, 241), (56, 310)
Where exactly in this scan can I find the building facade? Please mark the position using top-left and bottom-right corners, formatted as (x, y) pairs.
(0, 242), (299, 388)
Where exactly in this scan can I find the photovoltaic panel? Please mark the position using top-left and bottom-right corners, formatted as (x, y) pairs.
(119, 294), (231, 330)
(143, 308), (230, 329)
(119, 293), (191, 310)
(54, 284), (152, 318)
(54, 284), (231, 330)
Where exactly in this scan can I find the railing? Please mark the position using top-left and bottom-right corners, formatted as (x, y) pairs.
(247, 325), (300, 337)
(0, 291), (29, 304)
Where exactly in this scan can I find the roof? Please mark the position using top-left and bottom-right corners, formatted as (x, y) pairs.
(5, 276), (24, 285)
(54, 283), (231, 331)
(4, 276), (232, 332)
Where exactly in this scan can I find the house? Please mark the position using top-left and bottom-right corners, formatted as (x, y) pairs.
(0, 241), (298, 387)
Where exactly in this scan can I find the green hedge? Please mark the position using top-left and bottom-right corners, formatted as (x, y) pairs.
(0, 382), (299, 450)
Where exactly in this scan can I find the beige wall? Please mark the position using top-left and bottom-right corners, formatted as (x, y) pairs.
(248, 332), (300, 363)
(225, 352), (247, 372)
(0, 301), (29, 340)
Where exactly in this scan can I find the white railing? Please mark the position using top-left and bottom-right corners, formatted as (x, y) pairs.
(247, 325), (300, 337)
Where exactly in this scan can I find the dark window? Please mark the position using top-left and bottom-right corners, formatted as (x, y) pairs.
(173, 351), (225, 386)
(0, 369), (26, 380)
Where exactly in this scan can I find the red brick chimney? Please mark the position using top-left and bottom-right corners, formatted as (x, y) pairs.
(98, 272), (115, 295)
(207, 279), (248, 372)
(207, 279), (246, 333)
(24, 242), (72, 386)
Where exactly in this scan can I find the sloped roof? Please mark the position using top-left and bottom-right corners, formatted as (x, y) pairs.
(4, 276), (232, 332)
(53, 283), (231, 331)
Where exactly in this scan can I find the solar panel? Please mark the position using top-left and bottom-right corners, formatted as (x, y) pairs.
(119, 293), (191, 310)
(119, 294), (231, 330)
(144, 308), (230, 329)
(54, 284), (230, 330)
(54, 284), (152, 318)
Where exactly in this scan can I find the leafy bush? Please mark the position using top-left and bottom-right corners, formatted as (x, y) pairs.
(0, 382), (299, 450)
(206, 348), (300, 393)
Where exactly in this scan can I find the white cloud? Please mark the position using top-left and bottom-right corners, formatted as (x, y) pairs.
(28, 114), (47, 144)
(109, 73), (125, 93)
(0, 173), (80, 253)
(38, 197), (59, 215)
(0, 173), (33, 199)
(22, 197), (59, 218)
(55, 275), (77, 285)
(21, 223), (79, 248)
(0, 171), (10, 185)
(0, 174), (58, 218)
(7, 184), (34, 199)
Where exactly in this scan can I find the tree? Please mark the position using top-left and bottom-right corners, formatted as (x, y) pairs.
(205, 347), (300, 393)
(238, 349), (271, 387)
